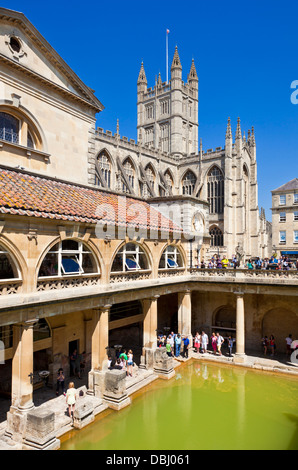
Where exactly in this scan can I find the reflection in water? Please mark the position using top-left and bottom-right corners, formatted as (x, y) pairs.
(61, 362), (298, 451)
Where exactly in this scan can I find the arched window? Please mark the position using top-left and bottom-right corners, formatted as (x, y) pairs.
(145, 164), (155, 190)
(182, 170), (196, 195)
(210, 227), (224, 247)
(111, 243), (149, 272)
(95, 151), (112, 188)
(159, 245), (183, 269)
(0, 112), (19, 144)
(0, 245), (19, 279)
(207, 166), (224, 214)
(123, 158), (135, 192)
(0, 110), (41, 150)
(38, 240), (99, 277)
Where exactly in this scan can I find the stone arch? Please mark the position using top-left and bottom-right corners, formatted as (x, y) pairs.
(213, 305), (236, 330)
(262, 307), (298, 353)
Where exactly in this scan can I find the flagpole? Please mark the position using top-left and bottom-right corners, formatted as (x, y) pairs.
(166, 29), (169, 84)
(166, 30), (169, 84)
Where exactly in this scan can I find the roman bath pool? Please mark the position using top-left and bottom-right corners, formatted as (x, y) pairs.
(60, 361), (298, 450)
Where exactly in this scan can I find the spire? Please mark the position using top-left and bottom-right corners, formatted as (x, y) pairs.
(226, 117), (232, 140)
(157, 72), (162, 87)
(251, 126), (256, 146)
(235, 117), (242, 140)
(171, 46), (182, 70)
(137, 62), (147, 85)
(188, 59), (198, 81)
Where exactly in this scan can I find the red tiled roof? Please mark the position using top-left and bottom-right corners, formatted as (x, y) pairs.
(0, 168), (183, 233)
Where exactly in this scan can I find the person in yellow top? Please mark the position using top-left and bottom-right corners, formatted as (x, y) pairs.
(222, 258), (229, 269)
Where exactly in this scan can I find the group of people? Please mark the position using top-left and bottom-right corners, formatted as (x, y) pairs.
(198, 255), (298, 271)
(262, 333), (297, 357)
(157, 333), (190, 358)
(107, 349), (134, 377)
(157, 330), (235, 358)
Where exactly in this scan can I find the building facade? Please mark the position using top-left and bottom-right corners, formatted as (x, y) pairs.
(271, 178), (298, 259)
(91, 48), (271, 261)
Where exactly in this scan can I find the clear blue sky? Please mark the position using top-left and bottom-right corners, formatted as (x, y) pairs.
(1, 0), (298, 220)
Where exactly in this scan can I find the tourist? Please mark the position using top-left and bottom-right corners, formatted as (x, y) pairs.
(119, 350), (128, 363)
(201, 331), (208, 353)
(211, 332), (217, 355)
(56, 368), (65, 396)
(262, 336), (269, 355)
(66, 382), (77, 418)
(201, 259), (206, 269)
(194, 332), (201, 353)
(227, 336), (234, 357)
(175, 334), (182, 357)
(269, 335), (276, 356)
(285, 334), (293, 356)
(127, 350), (134, 377)
(216, 332), (224, 355)
(222, 257), (229, 269)
(166, 339), (172, 357)
(168, 334), (175, 351)
(79, 351), (86, 378)
(255, 257), (262, 270)
(247, 259), (254, 270)
(70, 349), (78, 377)
(182, 336), (190, 358)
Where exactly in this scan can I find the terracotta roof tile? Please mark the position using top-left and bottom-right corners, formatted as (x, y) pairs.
(0, 168), (183, 234)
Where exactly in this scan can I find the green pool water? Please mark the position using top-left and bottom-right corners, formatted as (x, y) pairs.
(60, 362), (298, 450)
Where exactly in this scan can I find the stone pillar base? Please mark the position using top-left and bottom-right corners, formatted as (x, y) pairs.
(103, 369), (131, 411)
(73, 400), (95, 430)
(87, 369), (105, 398)
(23, 408), (60, 450)
(233, 354), (247, 364)
(153, 348), (175, 380)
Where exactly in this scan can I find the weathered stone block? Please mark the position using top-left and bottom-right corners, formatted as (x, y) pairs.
(73, 400), (94, 430)
(103, 369), (131, 411)
(23, 409), (60, 450)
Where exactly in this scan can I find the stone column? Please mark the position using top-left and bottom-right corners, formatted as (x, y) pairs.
(91, 305), (111, 371)
(5, 320), (36, 443)
(143, 295), (159, 349)
(88, 305), (111, 397)
(178, 290), (193, 346)
(11, 321), (35, 413)
(235, 292), (246, 362)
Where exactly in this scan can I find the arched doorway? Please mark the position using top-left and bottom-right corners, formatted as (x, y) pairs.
(262, 308), (298, 354)
(212, 306), (236, 341)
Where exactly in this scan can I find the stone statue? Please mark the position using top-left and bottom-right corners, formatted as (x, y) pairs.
(235, 243), (245, 266)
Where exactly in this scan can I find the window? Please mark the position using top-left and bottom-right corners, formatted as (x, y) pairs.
(145, 164), (155, 190)
(210, 227), (224, 247)
(0, 111), (40, 150)
(159, 246), (183, 269)
(279, 195), (286, 206)
(182, 170), (196, 195)
(145, 105), (154, 120)
(294, 193), (298, 204)
(10, 37), (21, 53)
(294, 231), (298, 244)
(38, 240), (98, 277)
(95, 151), (112, 188)
(111, 243), (149, 272)
(279, 212), (286, 222)
(294, 211), (298, 221)
(0, 112), (19, 144)
(279, 231), (286, 244)
(207, 166), (224, 214)
(122, 158), (135, 192)
(0, 246), (19, 280)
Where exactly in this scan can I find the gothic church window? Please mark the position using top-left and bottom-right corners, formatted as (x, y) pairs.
(182, 170), (196, 195)
(123, 158), (135, 192)
(95, 151), (112, 188)
(145, 164), (155, 190)
(207, 166), (224, 214)
(210, 227), (224, 247)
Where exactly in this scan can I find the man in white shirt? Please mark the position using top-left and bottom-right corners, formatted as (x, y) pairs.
(201, 331), (208, 353)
